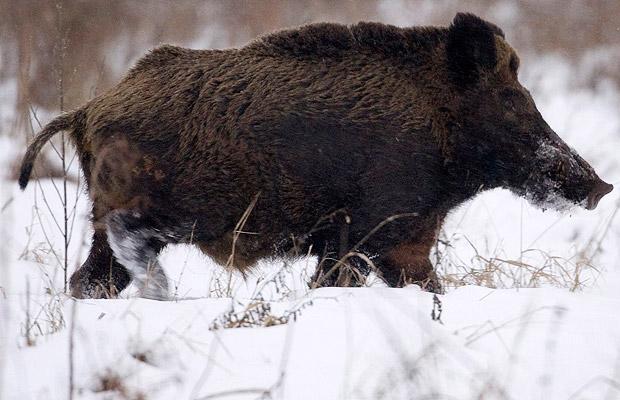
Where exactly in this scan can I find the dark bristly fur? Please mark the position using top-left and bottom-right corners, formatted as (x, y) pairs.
(19, 13), (612, 299)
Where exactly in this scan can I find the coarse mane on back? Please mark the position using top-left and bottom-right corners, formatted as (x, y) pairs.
(246, 21), (447, 59)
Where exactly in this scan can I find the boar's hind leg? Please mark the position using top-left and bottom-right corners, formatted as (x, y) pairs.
(69, 229), (131, 299)
(105, 209), (170, 300)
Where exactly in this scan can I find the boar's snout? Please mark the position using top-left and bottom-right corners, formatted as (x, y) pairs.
(520, 131), (613, 212)
(586, 180), (613, 210)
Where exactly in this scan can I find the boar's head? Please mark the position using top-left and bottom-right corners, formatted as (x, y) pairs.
(442, 13), (613, 210)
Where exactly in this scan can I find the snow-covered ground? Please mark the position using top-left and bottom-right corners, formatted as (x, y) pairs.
(1, 52), (620, 400)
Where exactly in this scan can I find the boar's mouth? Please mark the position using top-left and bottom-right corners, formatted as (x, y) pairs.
(519, 177), (581, 212)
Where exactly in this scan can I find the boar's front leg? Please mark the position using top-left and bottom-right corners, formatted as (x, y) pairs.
(362, 214), (443, 293)
(69, 229), (131, 299)
(310, 243), (370, 288)
(308, 211), (370, 288)
(379, 242), (441, 293)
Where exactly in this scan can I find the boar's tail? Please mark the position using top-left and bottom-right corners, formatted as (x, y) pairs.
(18, 110), (79, 190)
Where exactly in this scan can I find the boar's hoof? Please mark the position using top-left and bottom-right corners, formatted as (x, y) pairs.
(70, 278), (121, 299)
(309, 260), (367, 289)
(416, 273), (443, 295)
(69, 258), (131, 299)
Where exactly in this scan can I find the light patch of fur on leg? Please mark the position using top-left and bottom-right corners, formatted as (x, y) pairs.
(106, 210), (169, 300)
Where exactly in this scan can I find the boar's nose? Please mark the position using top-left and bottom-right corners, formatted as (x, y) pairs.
(586, 181), (614, 210)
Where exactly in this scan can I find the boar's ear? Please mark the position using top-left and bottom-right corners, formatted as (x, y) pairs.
(446, 13), (504, 86)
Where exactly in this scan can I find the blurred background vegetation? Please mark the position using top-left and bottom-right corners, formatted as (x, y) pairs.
(1, 0), (619, 137)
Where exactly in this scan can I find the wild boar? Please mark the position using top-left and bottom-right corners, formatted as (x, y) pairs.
(19, 13), (613, 299)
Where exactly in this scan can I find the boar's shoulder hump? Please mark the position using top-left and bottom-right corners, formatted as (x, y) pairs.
(247, 22), (444, 59)
(129, 44), (207, 75)
(249, 22), (354, 57)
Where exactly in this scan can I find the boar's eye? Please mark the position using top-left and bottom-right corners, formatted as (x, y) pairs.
(509, 55), (519, 75)
(500, 88), (522, 111)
